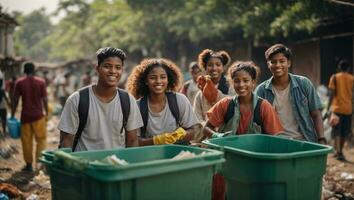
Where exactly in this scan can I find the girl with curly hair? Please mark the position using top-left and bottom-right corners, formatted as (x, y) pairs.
(194, 49), (235, 126)
(126, 58), (200, 146)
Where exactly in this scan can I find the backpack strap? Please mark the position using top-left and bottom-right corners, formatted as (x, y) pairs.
(139, 96), (149, 138)
(224, 98), (235, 125)
(253, 98), (263, 127)
(72, 87), (90, 151)
(139, 92), (180, 138)
(118, 88), (130, 133)
(72, 87), (130, 151)
(166, 92), (180, 126)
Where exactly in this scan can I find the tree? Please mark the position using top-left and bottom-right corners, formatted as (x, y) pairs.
(13, 8), (53, 61)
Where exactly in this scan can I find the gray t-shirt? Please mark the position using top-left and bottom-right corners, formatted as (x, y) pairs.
(58, 86), (143, 151)
(272, 84), (305, 140)
(138, 93), (199, 137)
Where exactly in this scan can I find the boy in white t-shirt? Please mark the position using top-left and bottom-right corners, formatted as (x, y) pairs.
(58, 47), (143, 151)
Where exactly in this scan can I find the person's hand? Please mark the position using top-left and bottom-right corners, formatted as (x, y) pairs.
(197, 75), (207, 90)
(211, 131), (232, 138)
(318, 137), (327, 145)
(329, 113), (339, 127)
(203, 77), (218, 103)
(153, 127), (187, 145)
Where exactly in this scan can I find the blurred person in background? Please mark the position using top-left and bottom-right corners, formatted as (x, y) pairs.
(327, 59), (353, 161)
(180, 61), (202, 105)
(12, 62), (48, 171)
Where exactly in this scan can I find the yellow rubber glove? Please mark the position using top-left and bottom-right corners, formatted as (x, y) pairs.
(153, 128), (187, 145)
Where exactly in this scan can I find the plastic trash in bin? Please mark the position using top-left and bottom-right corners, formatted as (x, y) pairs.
(40, 145), (225, 200)
(7, 117), (21, 139)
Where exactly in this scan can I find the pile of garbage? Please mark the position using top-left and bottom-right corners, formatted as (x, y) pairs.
(323, 163), (354, 200)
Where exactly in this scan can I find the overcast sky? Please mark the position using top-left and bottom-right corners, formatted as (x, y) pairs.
(1, 0), (61, 23)
(1, 0), (59, 14)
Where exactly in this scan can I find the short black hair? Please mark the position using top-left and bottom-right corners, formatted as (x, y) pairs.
(337, 59), (350, 71)
(228, 61), (260, 81)
(265, 43), (292, 61)
(23, 62), (35, 74)
(96, 47), (126, 66)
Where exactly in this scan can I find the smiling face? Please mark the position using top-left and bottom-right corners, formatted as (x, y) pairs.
(267, 53), (291, 79)
(96, 56), (123, 88)
(145, 66), (168, 95)
(232, 70), (256, 97)
(206, 57), (224, 82)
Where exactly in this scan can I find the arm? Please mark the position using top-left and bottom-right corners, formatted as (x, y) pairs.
(183, 124), (201, 142)
(202, 121), (217, 140)
(126, 129), (139, 147)
(138, 137), (154, 146)
(311, 109), (326, 144)
(11, 95), (19, 117)
(59, 131), (74, 148)
(42, 96), (49, 116)
(3, 90), (10, 106)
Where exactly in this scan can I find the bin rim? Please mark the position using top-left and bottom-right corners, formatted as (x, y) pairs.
(202, 134), (332, 159)
(41, 145), (225, 181)
(81, 145), (224, 169)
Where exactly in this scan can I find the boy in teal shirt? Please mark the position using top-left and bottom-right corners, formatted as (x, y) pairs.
(256, 43), (325, 144)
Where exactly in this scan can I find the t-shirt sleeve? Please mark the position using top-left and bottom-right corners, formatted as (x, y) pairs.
(126, 94), (144, 131)
(260, 100), (283, 135)
(57, 92), (80, 135)
(206, 97), (232, 128)
(176, 93), (199, 128)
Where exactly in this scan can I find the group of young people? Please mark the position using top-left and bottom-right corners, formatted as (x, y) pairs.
(58, 43), (329, 153)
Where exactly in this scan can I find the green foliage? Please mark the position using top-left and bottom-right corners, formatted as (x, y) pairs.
(13, 8), (53, 61)
(13, 0), (351, 62)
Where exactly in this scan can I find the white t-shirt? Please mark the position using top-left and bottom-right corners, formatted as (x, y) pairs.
(138, 93), (199, 137)
(185, 80), (199, 105)
(58, 86), (143, 151)
(193, 86), (235, 125)
(272, 84), (305, 140)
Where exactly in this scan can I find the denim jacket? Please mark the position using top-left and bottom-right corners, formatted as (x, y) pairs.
(255, 73), (323, 142)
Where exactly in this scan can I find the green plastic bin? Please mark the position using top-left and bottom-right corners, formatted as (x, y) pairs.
(203, 134), (332, 200)
(40, 145), (224, 200)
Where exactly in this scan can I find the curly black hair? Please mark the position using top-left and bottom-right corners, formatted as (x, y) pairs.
(96, 47), (127, 66)
(198, 49), (231, 71)
(126, 58), (183, 99)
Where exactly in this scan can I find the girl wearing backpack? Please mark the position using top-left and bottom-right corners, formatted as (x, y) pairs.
(126, 58), (200, 146)
(193, 49), (235, 127)
(203, 61), (283, 138)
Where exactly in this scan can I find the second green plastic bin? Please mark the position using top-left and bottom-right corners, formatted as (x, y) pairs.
(41, 145), (224, 200)
(203, 134), (332, 200)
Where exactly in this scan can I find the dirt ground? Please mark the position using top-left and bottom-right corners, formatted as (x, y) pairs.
(0, 116), (353, 200)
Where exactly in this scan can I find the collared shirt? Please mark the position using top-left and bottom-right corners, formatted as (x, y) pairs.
(255, 73), (323, 142)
